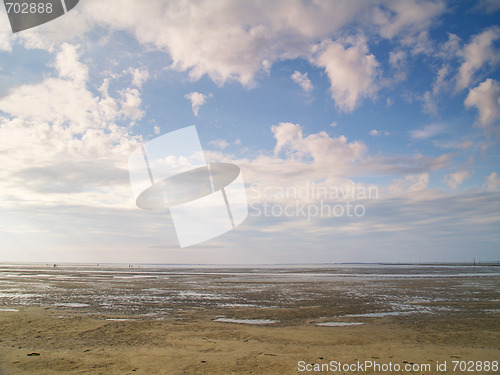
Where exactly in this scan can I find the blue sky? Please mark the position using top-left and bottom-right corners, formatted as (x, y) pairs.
(0, 0), (499, 264)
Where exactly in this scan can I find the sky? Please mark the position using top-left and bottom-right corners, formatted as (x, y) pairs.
(0, 0), (499, 264)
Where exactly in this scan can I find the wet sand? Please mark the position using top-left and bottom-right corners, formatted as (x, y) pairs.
(0, 264), (498, 374)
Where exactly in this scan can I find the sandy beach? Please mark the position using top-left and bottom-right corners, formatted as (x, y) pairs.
(0, 264), (499, 374)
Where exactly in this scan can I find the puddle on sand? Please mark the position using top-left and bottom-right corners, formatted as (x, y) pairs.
(214, 317), (277, 325)
(316, 322), (364, 327)
(55, 303), (90, 308)
(106, 318), (133, 321)
(344, 311), (417, 318)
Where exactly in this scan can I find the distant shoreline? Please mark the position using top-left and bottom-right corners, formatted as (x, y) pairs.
(0, 261), (499, 268)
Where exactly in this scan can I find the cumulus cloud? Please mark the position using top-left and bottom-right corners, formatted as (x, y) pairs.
(313, 37), (380, 112)
(0, 74), (96, 130)
(129, 67), (150, 88)
(272, 122), (366, 164)
(205, 123), (452, 199)
(72, 0), (444, 99)
(0, 44), (143, 208)
(0, 44), (144, 129)
(184, 92), (211, 116)
(464, 78), (500, 127)
(53, 43), (88, 83)
(456, 27), (500, 90)
(2, 1), (500, 264)
(426, 28), (500, 116)
(291, 71), (313, 93)
(119, 88), (144, 122)
(370, 0), (445, 40)
(1, 0), (447, 114)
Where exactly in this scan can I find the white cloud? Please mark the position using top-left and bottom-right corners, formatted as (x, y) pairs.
(272, 122), (366, 164)
(129, 67), (150, 88)
(184, 92), (211, 116)
(206, 123), (370, 196)
(387, 173), (429, 194)
(1, 0), (446, 114)
(406, 173), (430, 192)
(421, 90), (438, 115)
(475, 0), (500, 13)
(98, 79), (119, 122)
(291, 71), (313, 93)
(444, 170), (471, 191)
(402, 30), (435, 55)
(119, 88), (144, 122)
(432, 64), (452, 95)
(0, 16), (14, 51)
(0, 44), (143, 208)
(369, 129), (389, 136)
(433, 140), (474, 150)
(389, 50), (406, 68)
(483, 172), (500, 191)
(10, 2), (93, 52)
(410, 123), (447, 139)
(0, 44), (144, 130)
(456, 27), (500, 90)
(437, 33), (462, 59)
(313, 37), (379, 112)
(370, 0), (445, 39)
(426, 34), (462, 102)
(386, 50), (408, 84)
(210, 139), (230, 150)
(74, 0), (444, 93)
(0, 76), (96, 130)
(206, 123), (451, 198)
(53, 43), (88, 83)
(464, 78), (500, 127)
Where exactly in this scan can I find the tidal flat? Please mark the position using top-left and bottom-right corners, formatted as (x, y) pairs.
(0, 264), (498, 374)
